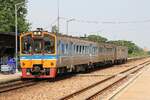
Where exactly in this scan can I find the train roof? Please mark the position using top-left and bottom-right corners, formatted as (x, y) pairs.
(50, 32), (120, 47)
(20, 31), (127, 49)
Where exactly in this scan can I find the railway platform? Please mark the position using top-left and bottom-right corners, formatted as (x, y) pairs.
(0, 72), (21, 84)
(111, 64), (150, 100)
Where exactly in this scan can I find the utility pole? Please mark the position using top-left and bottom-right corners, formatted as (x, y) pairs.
(15, 2), (26, 72)
(57, 0), (60, 34)
(66, 18), (75, 35)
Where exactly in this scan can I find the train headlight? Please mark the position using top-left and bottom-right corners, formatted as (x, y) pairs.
(33, 32), (37, 35)
(33, 32), (41, 36)
(37, 32), (41, 35)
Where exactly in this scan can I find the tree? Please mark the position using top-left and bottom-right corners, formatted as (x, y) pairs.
(51, 25), (58, 33)
(0, 0), (30, 32)
(81, 34), (108, 43)
(108, 40), (145, 55)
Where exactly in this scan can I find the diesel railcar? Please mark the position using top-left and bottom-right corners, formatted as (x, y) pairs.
(20, 29), (128, 78)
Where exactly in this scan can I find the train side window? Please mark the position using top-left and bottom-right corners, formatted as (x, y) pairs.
(103, 48), (106, 54)
(65, 44), (68, 54)
(61, 43), (65, 54)
(85, 46), (86, 54)
(81, 46), (82, 54)
(100, 47), (102, 53)
(94, 47), (96, 55)
(85, 46), (87, 54)
(83, 46), (85, 54)
(86, 46), (88, 54)
(64, 43), (66, 54)
(92, 47), (94, 55)
(107, 48), (109, 54)
(82, 46), (83, 54)
(84, 46), (86, 54)
(87, 46), (89, 54)
(76, 45), (79, 54)
(87, 46), (90, 54)
(74, 45), (76, 54)
(79, 45), (82, 54)
(57, 40), (60, 53)
(73, 44), (75, 54)
(95, 47), (98, 55)
(82, 46), (84, 54)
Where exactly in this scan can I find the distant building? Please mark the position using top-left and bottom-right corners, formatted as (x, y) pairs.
(143, 47), (149, 52)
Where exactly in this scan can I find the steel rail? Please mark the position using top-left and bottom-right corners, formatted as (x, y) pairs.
(0, 79), (38, 93)
(60, 60), (150, 100)
(86, 62), (150, 100)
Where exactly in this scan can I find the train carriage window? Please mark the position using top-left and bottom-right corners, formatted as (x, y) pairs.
(21, 34), (32, 54)
(33, 39), (42, 53)
(82, 46), (84, 54)
(87, 46), (90, 54)
(57, 40), (61, 53)
(92, 47), (97, 55)
(65, 43), (68, 54)
(83, 46), (85, 54)
(92, 47), (94, 55)
(66, 44), (67, 53)
(69, 42), (73, 55)
(84, 46), (86, 54)
(85, 46), (87, 54)
(79, 45), (82, 54)
(61, 43), (65, 54)
(82, 46), (83, 54)
(86, 46), (88, 54)
(92, 47), (94, 54)
(106, 48), (110, 54)
(43, 34), (55, 54)
(76, 45), (79, 54)
(95, 47), (98, 55)
(103, 48), (106, 54)
(87, 46), (89, 54)
(73, 44), (76, 54)
(99, 47), (102, 53)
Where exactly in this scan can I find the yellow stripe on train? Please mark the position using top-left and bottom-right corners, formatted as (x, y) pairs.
(20, 59), (56, 68)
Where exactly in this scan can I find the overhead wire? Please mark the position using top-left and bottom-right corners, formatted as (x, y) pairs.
(60, 17), (150, 24)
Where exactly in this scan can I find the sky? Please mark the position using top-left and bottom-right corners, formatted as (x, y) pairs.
(26, 0), (150, 49)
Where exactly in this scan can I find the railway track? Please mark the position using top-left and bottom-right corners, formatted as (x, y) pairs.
(0, 79), (40, 93)
(0, 73), (77, 93)
(0, 57), (148, 95)
(60, 60), (150, 100)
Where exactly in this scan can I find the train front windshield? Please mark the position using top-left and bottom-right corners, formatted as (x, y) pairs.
(21, 33), (55, 54)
